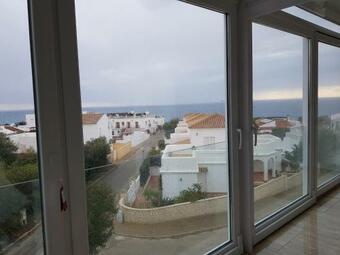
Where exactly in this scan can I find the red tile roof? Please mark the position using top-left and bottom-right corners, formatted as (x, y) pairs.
(275, 119), (292, 129)
(82, 113), (103, 125)
(188, 114), (225, 129)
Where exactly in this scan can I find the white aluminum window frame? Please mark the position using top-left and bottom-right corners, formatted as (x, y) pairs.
(315, 32), (340, 196)
(25, 0), (340, 254)
(28, 0), (242, 254)
(28, 0), (89, 254)
(240, 7), (340, 252)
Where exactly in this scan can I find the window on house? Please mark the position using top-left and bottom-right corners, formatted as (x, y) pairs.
(252, 23), (309, 223)
(75, 0), (230, 253)
(317, 42), (340, 186)
(0, 1), (45, 253)
(116, 122), (120, 128)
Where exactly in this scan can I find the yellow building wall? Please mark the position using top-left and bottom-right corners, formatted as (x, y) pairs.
(112, 142), (132, 161)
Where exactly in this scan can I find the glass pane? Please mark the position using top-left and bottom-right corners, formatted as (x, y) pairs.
(76, 0), (230, 254)
(0, 1), (44, 254)
(253, 23), (308, 223)
(317, 42), (340, 186)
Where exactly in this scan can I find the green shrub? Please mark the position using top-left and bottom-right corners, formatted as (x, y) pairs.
(0, 133), (17, 165)
(175, 184), (207, 203)
(87, 183), (116, 254)
(163, 118), (179, 139)
(148, 148), (161, 167)
(139, 159), (150, 186)
(143, 189), (175, 207)
(84, 137), (110, 169)
(5, 163), (38, 184)
(158, 139), (165, 150)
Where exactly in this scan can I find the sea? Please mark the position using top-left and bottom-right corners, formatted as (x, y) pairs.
(1, 98), (340, 124)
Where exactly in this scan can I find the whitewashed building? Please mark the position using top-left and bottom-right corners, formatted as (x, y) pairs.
(161, 113), (228, 198)
(108, 112), (164, 137)
(25, 114), (36, 129)
(10, 132), (37, 153)
(82, 113), (112, 143)
(161, 113), (303, 198)
(331, 113), (340, 132)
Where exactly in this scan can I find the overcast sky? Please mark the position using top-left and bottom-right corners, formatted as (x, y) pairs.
(0, 0), (340, 110)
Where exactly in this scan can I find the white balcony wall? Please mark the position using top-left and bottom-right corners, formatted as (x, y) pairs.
(170, 132), (191, 144)
(189, 128), (226, 147)
(161, 156), (198, 173)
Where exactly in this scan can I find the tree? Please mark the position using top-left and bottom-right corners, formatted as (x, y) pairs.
(0, 133), (17, 165)
(272, 128), (289, 140)
(139, 158), (150, 186)
(148, 147), (161, 167)
(87, 183), (116, 254)
(318, 127), (337, 169)
(284, 142), (303, 171)
(158, 139), (165, 150)
(0, 186), (28, 246)
(84, 137), (110, 169)
(163, 118), (179, 139)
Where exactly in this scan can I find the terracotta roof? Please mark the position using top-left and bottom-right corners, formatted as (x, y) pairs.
(185, 114), (210, 126)
(82, 113), (103, 125)
(188, 114), (225, 129)
(275, 119), (292, 129)
(4, 126), (24, 133)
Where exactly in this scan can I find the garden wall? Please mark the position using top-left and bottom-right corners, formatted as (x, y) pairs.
(254, 172), (302, 201)
(120, 195), (228, 224)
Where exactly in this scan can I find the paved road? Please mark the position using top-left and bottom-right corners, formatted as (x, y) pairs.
(99, 131), (164, 194)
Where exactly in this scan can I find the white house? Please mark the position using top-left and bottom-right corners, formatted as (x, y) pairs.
(108, 111), (164, 137)
(116, 131), (150, 147)
(331, 113), (340, 132)
(161, 113), (228, 198)
(161, 113), (303, 198)
(0, 125), (17, 135)
(25, 114), (36, 128)
(82, 113), (112, 143)
(10, 132), (37, 153)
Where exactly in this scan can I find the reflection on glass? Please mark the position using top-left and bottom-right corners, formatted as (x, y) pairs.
(317, 42), (340, 186)
(252, 23), (308, 223)
(0, 1), (44, 254)
(76, 0), (229, 254)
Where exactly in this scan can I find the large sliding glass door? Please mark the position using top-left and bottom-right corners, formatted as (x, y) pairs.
(252, 23), (309, 223)
(74, 1), (237, 254)
(317, 40), (340, 187)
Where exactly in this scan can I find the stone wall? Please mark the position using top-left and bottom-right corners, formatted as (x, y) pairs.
(120, 172), (302, 224)
(254, 172), (302, 202)
(120, 195), (228, 224)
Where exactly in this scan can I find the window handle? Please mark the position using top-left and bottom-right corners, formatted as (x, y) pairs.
(236, 128), (242, 150)
(60, 185), (68, 212)
(253, 123), (258, 146)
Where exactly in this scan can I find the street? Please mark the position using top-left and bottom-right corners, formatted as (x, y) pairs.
(98, 131), (164, 193)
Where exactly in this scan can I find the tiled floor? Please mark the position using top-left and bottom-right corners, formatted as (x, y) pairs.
(254, 184), (340, 255)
